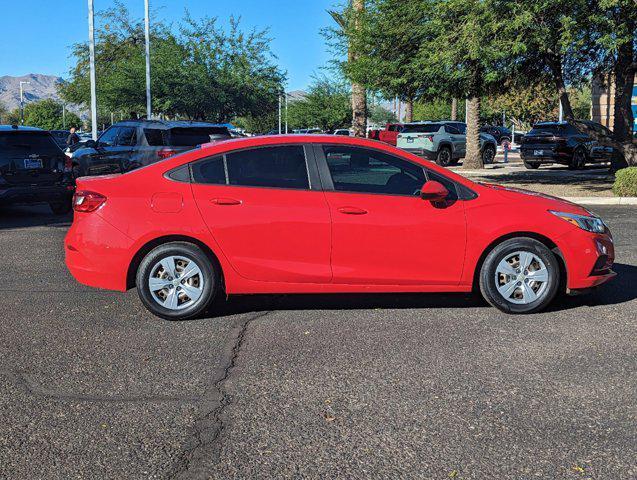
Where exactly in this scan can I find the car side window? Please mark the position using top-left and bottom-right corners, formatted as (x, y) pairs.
(116, 127), (137, 146)
(323, 146), (425, 196)
(191, 156), (226, 184)
(226, 145), (310, 189)
(445, 124), (459, 134)
(98, 127), (119, 146)
(144, 128), (166, 146)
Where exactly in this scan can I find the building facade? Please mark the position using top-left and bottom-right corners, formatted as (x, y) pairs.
(591, 73), (637, 134)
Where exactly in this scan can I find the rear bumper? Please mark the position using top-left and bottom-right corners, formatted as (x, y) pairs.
(401, 147), (437, 160)
(520, 148), (571, 164)
(65, 212), (133, 292)
(556, 229), (616, 290)
(0, 183), (73, 205)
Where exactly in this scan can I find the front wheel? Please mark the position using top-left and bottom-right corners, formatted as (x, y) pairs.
(436, 147), (453, 167)
(524, 161), (540, 169)
(479, 238), (560, 314)
(136, 242), (219, 320)
(568, 148), (586, 170)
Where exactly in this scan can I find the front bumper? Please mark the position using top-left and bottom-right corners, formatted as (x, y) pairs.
(0, 183), (73, 205)
(556, 229), (616, 290)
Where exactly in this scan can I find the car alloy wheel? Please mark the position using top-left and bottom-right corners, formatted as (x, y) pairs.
(569, 148), (586, 170)
(148, 255), (204, 310)
(437, 147), (452, 166)
(482, 145), (496, 164)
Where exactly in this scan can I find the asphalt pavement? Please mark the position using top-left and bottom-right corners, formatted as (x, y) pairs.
(0, 204), (635, 479)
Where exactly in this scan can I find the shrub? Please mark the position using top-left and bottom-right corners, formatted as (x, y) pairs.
(613, 167), (637, 197)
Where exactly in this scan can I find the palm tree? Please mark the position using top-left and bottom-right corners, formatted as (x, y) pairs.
(329, 1), (367, 137)
(463, 96), (482, 169)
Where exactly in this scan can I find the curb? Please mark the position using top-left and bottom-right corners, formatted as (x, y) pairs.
(563, 197), (637, 205)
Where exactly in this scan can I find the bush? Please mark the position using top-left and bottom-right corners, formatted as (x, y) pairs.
(613, 167), (637, 197)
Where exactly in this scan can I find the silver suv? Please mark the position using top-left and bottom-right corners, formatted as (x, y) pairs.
(396, 121), (497, 167)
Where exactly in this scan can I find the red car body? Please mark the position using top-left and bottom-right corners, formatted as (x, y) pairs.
(369, 123), (404, 146)
(65, 135), (614, 299)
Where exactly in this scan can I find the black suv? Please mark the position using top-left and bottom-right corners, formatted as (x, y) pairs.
(0, 125), (74, 214)
(520, 121), (616, 170)
(480, 125), (512, 145)
(71, 120), (232, 177)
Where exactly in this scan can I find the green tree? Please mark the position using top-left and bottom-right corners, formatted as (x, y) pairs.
(413, 99), (466, 122)
(286, 77), (351, 132)
(60, 2), (285, 122)
(19, 99), (81, 130)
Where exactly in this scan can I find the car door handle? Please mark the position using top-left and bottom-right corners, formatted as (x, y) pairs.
(211, 198), (242, 206)
(338, 206), (368, 215)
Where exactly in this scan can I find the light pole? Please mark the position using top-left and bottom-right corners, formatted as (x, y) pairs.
(144, 0), (152, 119)
(278, 94), (282, 134)
(19, 81), (30, 124)
(88, 0), (98, 140)
(285, 92), (288, 134)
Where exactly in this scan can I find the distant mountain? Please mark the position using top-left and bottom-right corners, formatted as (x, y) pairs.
(286, 90), (307, 102)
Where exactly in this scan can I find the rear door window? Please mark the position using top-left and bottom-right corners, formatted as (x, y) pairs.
(191, 156), (226, 184)
(226, 145), (309, 189)
(116, 127), (137, 146)
(144, 128), (166, 146)
(0, 132), (61, 156)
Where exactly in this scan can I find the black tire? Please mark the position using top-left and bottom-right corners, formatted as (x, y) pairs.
(479, 238), (560, 314)
(436, 146), (453, 167)
(49, 199), (72, 215)
(482, 144), (496, 164)
(524, 161), (540, 169)
(136, 242), (219, 320)
(568, 147), (586, 170)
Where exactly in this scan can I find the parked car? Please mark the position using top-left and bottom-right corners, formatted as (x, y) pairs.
(367, 123), (404, 146)
(397, 121), (497, 166)
(0, 125), (74, 214)
(480, 125), (512, 145)
(71, 120), (232, 177)
(49, 129), (71, 149)
(520, 121), (617, 170)
(332, 129), (352, 136)
(65, 134), (614, 320)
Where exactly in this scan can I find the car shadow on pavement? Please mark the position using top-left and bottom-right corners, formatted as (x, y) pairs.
(548, 263), (637, 311)
(207, 292), (487, 318)
(0, 205), (72, 230)
(206, 263), (637, 318)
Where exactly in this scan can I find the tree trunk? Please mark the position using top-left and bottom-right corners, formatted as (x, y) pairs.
(612, 39), (635, 142)
(451, 98), (457, 121)
(351, 0), (367, 137)
(404, 98), (413, 123)
(547, 55), (575, 120)
(463, 96), (482, 169)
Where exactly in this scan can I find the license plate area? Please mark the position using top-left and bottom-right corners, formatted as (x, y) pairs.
(533, 149), (544, 156)
(24, 158), (43, 169)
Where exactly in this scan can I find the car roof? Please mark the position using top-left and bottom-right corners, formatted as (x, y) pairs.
(0, 125), (44, 132)
(109, 120), (230, 130)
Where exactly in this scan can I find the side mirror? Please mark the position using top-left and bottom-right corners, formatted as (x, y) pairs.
(420, 180), (449, 201)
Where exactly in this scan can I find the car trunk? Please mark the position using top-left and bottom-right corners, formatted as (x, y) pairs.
(0, 131), (66, 186)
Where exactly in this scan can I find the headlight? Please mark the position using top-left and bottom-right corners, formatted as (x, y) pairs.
(549, 210), (607, 234)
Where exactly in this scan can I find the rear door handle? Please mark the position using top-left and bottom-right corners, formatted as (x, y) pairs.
(211, 198), (242, 206)
(338, 206), (368, 215)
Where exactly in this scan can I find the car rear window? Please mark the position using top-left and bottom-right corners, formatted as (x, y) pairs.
(530, 124), (564, 134)
(0, 132), (61, 156)
(402, 124), (440, 134)
(168, 127), (230, 146)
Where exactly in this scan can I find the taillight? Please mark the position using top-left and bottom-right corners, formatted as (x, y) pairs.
(417, 134), (434, 141)
(64, 156), (73, 172)
(72, 191), (106, 212)
(157, 148), (178, 160)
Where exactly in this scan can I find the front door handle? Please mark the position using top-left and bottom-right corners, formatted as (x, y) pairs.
(338, 206), (368, 215)
(211, 198), (242, 206)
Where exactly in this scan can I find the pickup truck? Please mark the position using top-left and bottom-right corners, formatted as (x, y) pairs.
(367, 123), (404, 146)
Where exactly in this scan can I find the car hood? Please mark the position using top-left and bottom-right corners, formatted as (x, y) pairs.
(479, 183), (590, 215)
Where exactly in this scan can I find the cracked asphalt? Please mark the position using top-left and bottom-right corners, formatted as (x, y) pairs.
(0, 204), (635, 479)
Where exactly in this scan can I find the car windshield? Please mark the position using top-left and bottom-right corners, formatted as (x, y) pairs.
(168, 127), (230, 146)
(402, 124), (440, 134)
(0, 132), (61, 156)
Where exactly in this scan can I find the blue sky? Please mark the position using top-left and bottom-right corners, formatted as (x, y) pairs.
(0, 0), (337, 91)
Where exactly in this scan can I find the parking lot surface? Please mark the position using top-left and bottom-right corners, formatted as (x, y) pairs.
(1, 205), (636, 479)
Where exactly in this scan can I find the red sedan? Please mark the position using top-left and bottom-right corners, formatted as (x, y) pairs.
(65, 135), (615, 320)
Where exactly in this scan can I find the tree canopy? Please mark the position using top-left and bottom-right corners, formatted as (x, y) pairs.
(60, 2), (285, 123)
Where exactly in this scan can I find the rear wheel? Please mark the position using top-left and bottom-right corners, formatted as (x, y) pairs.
(136, 242), (219, 320)
(49, 199), (72, 215)
(524, 161), (540, 169)
(436, 146), (453, 167)
(568, 147), (586, 170)
(479, 238), (560, 314)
